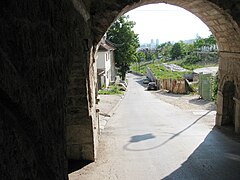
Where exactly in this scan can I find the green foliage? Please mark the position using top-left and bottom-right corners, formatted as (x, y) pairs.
(180, 64), (202, 71)
(179, 41), (195, 55)
(170, 59), (203, 70)
(98, 85), (123, 95)
(107, 15), (140, 80)
(194, 35), (206, 50)
(212, 72), (218, 101)
(205, 34), (217, 47)
(185, 55), (201, 64)
(156, 42), (173, 59)
(189, 82), (199, 94)
(135, 51), (146, 71)
(194, 34), (217, 51)
(132, 62), (190, 79)
(168, 54), (203, 70)
(131, 34), (218, 83)
(156, 34), (217, 62)
(140, 48), (156, 62)
(131, 63), (147, 74)
(148, 64), (190, 79)
(136, 51), (146, 62)
(171, 43), (182, 60)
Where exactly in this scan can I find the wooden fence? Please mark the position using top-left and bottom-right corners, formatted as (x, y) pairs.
(157, 79), (190, 94)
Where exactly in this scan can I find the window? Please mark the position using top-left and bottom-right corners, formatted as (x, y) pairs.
(106, 53), (108, 61)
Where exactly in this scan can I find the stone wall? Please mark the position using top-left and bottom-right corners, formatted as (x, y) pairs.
(216, 52), (240, 132)
(66, 45), (98, 161)
(0, 0), (97, 179)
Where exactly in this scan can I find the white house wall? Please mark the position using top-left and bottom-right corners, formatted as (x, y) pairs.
(96, 52), (106, 69)
(110, 51), (116, 82)
(97, 51), (111, 87)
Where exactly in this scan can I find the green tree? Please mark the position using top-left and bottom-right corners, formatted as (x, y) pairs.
(205, 34), (217, 51)
(194, 35), (206, 50)
(143, 48), (150, 61)
(157, 42), (173, 60)
(171, 43), (182, 60)
(151, 53), (157, 63)
(136, 51), (146, 71)
(179, 41), (194, 55)
(193, 34), (217, 51)
(107, 15), (140, 80)
(143, 48), (156, 62)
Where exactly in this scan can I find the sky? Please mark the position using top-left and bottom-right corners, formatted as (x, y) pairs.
(125, 3), (212, 44)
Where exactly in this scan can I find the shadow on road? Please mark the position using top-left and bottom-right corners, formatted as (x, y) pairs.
(163, 128), (240, 179)
(123, 110), (213, 151)
(188, 98), (216, 110)
(153, 91), (187, 98)
(68, 160), (92, 174)
(129, 133), (156, 143)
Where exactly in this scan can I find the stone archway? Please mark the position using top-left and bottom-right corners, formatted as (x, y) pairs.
(92, 0), (240, 52)
(91, 0), (240, 134)
(216, 76), (240, 133)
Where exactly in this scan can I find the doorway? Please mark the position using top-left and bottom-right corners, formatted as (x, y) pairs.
(222, 81), (236, 126)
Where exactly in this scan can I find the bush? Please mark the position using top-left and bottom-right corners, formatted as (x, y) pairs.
(172, 55), (203, 70)
(98, 85), (123, 95)
(185, 55), (201, 64)
(148, 64), (190, 79)
(212, 72), (218, 101)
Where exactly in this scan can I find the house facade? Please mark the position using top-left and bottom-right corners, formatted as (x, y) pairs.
(96, 38), (116, 89)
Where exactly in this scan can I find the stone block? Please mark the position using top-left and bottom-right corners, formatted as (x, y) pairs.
(81, 144), (95, 161)
(67, 124), (93, 142)
(67, 144), (82, 160)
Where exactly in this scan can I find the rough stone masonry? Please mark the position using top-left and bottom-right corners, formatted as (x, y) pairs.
(1, 0), (240, 179)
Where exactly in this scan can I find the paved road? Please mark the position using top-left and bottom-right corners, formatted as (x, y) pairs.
(69, 73), (240, 180)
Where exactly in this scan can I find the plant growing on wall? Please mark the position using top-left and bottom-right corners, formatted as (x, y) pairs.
(107, 15), (140, 80)
(212, 72), (219, 101)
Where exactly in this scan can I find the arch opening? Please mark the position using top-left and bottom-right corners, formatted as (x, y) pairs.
(93, 0), (240, 134)
(94, 0), (240, 54)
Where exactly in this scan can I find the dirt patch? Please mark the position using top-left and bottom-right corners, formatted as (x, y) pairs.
(151, 90), (216, 111)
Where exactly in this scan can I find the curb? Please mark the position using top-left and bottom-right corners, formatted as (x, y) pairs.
(107, 94), (124, 117)
(99, 94), (125, 132)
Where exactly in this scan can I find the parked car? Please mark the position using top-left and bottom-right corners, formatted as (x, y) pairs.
(143, 78), (150, 84)
(147, 82), (157, 90)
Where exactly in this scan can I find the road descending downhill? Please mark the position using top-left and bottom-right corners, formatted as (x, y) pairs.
(69, 73), (240, 180)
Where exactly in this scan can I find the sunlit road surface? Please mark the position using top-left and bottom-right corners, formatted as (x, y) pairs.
(69, 73), (240, 180)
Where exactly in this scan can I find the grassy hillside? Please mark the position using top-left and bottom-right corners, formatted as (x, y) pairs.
(131, 52), (218, 79)
(131, 62), (190, 79)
